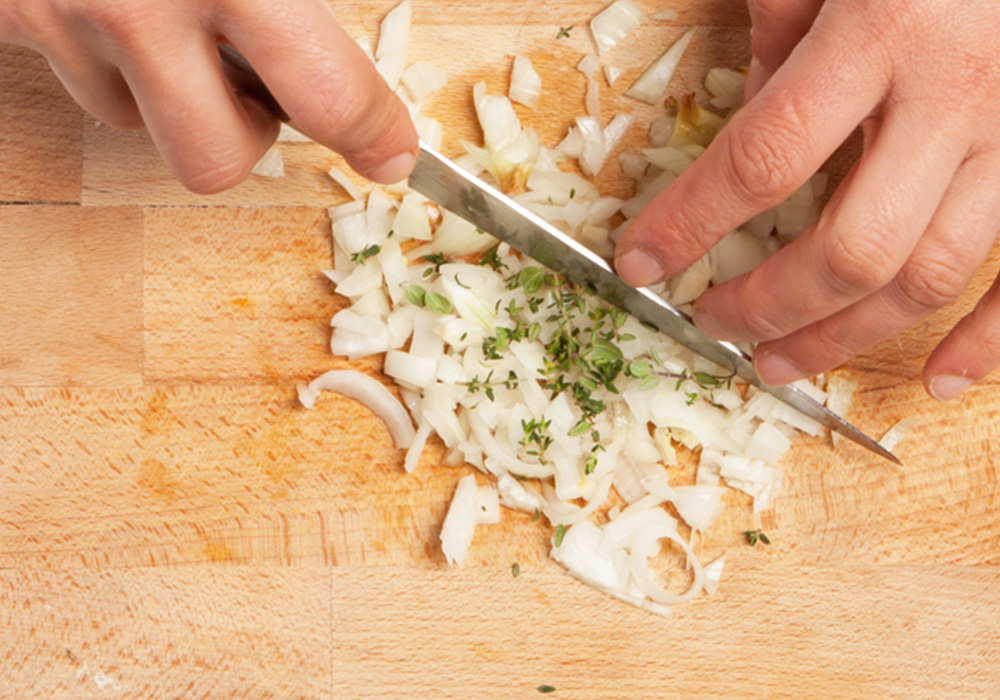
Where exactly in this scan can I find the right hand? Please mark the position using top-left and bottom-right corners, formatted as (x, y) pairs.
(0, 0), (418, 192)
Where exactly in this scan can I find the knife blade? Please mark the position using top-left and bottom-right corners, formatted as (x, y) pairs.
(408, 142), (900, 465)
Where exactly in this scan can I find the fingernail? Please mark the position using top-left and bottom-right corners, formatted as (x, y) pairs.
(754, 350), (807, 386)
(367, 151), (417, 184)
(929, 374), (972, 401)
(616, 249), (665, 286)
(744, 58), (767, 102)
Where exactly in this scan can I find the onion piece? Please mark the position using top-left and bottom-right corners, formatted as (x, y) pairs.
(401, 61), (448, 102)
(629, 518), (705, 604)
(590, 0), (646, 55)
(575, 116), (607, 177)
(510, 55), (542, 109)
(702, 554), (725, 595)
(441, 474), (479, 566)
(586, 78), (601, 118)
(328, 166), (363, 201)
(826, 374), (859, 448)
(251, 146), (284, 178)
(277, 124), (312, 143)
(602, 113), (634, 158)
(405, 421), (433, 473)
(375, 0), (411, 90)
(603, 64), (622, 86)
(577, 53), (600, 78)
(298, 369), (415, 449)
(625, 28), (695, 104)
(879, 418), (918, 454)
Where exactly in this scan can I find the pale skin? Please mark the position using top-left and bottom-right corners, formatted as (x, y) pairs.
(2, 0), (998, 401)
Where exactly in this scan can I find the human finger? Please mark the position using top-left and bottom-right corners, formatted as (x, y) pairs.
(745, 0), (825, 99)
(216, 0), (418, 183)
(749, 152), (1000, 385)
(614, 19), (887, 287)
(693, 104), (971, 346)
(923, 267), (1000, 399)
(120, 31), (280, 194)
(45, 53), (143, 129)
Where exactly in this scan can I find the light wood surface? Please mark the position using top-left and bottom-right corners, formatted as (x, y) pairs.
(2, 1), (998, 698)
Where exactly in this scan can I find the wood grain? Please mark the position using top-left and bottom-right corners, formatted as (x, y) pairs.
(0, 46), (83, 203)
(2, 0), (999, 698)
(0, 206), (143, 387)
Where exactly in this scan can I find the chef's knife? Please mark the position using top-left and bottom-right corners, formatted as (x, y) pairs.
(216, 45), (900, 464)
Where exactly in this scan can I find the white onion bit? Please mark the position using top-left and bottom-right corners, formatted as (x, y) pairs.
(299, 370), (415, 449)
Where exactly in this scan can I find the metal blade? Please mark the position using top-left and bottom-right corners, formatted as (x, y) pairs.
(409, 142), (900, 465)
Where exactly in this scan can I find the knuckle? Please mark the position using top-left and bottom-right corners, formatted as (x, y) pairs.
(820, 225), (897, 297)
(723, 101), (810, 207)
(893, 254), (969, 312)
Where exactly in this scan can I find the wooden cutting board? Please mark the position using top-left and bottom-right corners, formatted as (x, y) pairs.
(2, 2), (998, 698)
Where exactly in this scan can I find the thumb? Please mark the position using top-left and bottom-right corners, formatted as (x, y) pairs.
(745, 0), (825, 100)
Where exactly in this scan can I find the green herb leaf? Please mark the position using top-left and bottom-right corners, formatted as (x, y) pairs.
(553, 524), (566, 547)
(512, 562), (521, 578)
(426, 292), (452, 315)
(519, 266), (547, 295)
(350, 244), (381, 264)
(627, 360), (652, 378)
(537, 685), (557, 694)
(556, 24), (573, 38)
(404, 285), (427, 307)
(638, 374), (661, 392)
(568, 419), (592, 437)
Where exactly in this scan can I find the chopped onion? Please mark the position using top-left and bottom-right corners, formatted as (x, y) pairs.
(375, 0), (411, 90)
(602, 113), (634, 158)
(251, 146), (284, 178)
(603, 64), (622, 86)
(277, 124), (312, 143)
(625, 28), (695, 104)
(586, 78), (601, 118)
(826, 374), (859, 448)
(668, 485), (727, 531)
(879, 418), (918, 454)
(401, 61), (447, 103)
(298, 369), (415, 449)
(509, 55), (542, 109)
(328, 166), (363, 201)
(705, 67), (746, 110)
(441, 474), (479, 566)
(575, 116), (607, 176)
(577, 53), (600, 78)
(405, 421), (433, 473)
(702, 554), (725, 595)
(590, 0), (646, 55)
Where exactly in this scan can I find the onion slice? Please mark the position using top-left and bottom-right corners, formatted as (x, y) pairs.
(625, 28), (695, 104)
(298, 369), (416, 449)
(590, 0), (646, 55)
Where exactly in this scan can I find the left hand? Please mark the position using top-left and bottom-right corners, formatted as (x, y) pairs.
(614, 0), (1000, 402)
